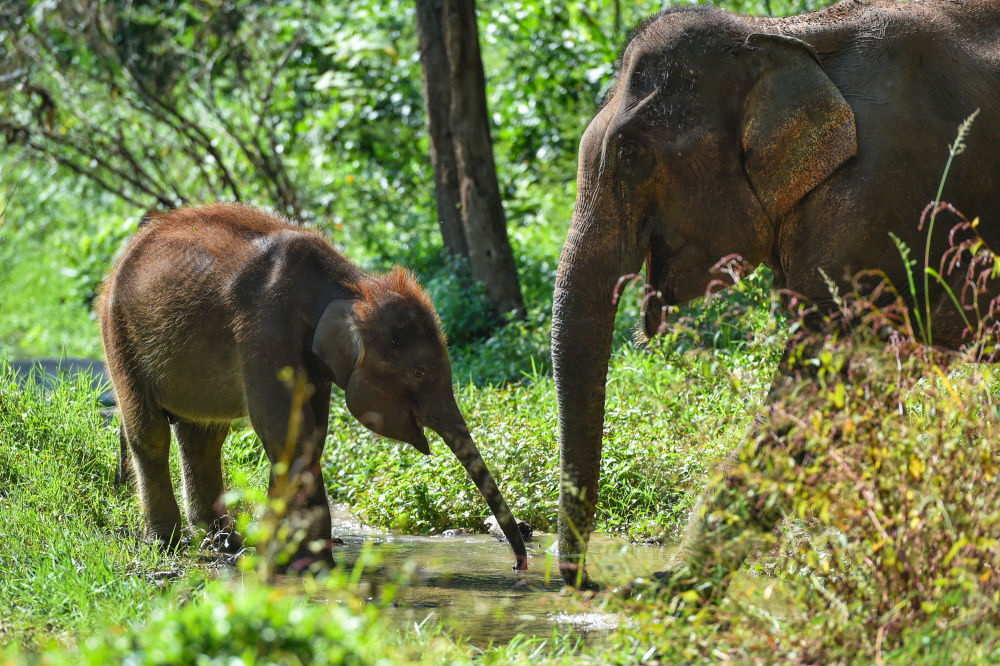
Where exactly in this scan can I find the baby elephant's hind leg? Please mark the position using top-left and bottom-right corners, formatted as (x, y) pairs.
(174, 420), (244, 554)
(114, 424), (132, 488)
(119, 401), (183, 549)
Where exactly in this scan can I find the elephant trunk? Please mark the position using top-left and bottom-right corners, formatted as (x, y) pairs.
(431, 403), (529, 570)
(552, 219), (635, 588)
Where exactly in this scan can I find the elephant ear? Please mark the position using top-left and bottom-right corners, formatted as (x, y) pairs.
(312, 299), (362, 390)
(742, 33), (857, 219)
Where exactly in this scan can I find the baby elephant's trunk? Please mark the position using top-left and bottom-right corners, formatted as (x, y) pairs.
(431, 407), (528, 570)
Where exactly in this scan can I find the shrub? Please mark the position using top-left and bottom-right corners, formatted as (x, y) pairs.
(1, 577), (464, 665)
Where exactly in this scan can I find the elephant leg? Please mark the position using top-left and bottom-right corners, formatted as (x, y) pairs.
(174, 420), (243, 555)
(243, 358), (334, 570)
(114, 424), (132, 488)
(118, 393), (182, 549)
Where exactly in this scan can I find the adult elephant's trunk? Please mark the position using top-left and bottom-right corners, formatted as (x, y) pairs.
(552, 210), (641, 587)
(429, 399), (529, 570)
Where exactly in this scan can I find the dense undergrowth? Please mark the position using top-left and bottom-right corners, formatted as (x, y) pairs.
(4, 277), (1000, 663)
(3, 0), (1000, 663)
(5, 260), (1000, 662)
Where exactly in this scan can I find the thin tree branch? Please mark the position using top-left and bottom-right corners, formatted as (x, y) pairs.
(11, 133), (149, 209)
(198, 32), (299, 217)
(261, 34), (306, 218)
(34, 124), (175, 208)
(22, 16), (194, 204)
(113, 46), (243, 202)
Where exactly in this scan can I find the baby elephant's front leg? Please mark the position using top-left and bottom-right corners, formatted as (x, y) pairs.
(246, 366), (335, 571)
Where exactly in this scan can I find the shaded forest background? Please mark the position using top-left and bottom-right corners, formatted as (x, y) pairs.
(0, 0), (830, 375)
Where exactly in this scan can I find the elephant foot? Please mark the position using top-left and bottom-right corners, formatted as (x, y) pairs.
(145, 525), (186, 552)
(282, 538), (338, 576)
(514, 553), (529, 571)
(201, 520), (245, 560)
(558, 561), (602, 591)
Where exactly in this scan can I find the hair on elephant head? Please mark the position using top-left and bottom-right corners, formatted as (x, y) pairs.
(314, 268), (448, 455)
(552, 1), (1000, 587)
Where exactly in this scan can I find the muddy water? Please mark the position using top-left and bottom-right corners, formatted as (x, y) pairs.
(276, 507), (676, 647)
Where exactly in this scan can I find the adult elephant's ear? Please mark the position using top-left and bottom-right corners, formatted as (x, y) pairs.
(312, 300), (362, 390)
(742, 33), (857, 219)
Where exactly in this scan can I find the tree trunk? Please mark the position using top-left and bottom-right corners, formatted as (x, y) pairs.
(414, 0), (467, 258)
(415, 0), (524, 319)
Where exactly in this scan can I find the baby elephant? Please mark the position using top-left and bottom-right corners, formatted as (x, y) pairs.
(99, 203), (528, 570)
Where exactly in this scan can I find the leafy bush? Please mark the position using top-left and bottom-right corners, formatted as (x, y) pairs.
(1, 577), (466, 666)
(773, 341), (1000, 659)
(757, 214), (1000, 659)
(84, 582), (398, 665)
(612, 232), (1000, 661)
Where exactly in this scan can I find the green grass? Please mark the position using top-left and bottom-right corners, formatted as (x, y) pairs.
(4, 0), (999, 661)
(0, 366), (184, 646)
(4, 238), (1000, 662)
(0, 153), (135, 359)
(5, 340), (1000, 664)
(0, 280), (782, 658)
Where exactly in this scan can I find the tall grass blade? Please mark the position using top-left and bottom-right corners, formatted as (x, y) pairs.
(923, 108), (980, 345)
(890, 232), (925, 342)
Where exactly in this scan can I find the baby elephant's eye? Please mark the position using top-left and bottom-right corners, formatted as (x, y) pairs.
(413, 364), (427, 379)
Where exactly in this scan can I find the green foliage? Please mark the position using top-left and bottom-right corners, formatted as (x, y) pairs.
(773, 348), (1000, 659)
(0, 153), (134, 358)
(11, 0), (997, 663)
(1, 577), (472, 665)
(449, 311), (552, 386)
(603, 281), (1000, 662)
(73, 582), (406, 665)
(0, 363), (178, 647)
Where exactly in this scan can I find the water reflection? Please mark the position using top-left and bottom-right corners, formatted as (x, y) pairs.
(275, 507), (675, 647)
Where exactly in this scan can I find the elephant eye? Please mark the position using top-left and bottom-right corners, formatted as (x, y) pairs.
(620, 142), (639, 162)
(413, 364), (426, 380)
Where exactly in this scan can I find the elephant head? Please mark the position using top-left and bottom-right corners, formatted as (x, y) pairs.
(314, 268), (529, 569)
(553, 9), (856, 586)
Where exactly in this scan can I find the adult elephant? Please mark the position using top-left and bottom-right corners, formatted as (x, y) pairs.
(552, 0), (1000, 589)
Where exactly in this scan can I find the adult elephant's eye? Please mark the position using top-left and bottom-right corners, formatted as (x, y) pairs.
(619, 140), (655, 180)
(620, 142), (639, 162)
(413, 364), (427, 379)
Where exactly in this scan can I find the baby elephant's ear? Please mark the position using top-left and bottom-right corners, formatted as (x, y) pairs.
(312, 300), (362, 389)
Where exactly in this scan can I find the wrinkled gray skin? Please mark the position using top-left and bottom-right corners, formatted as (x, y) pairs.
(553, 0), (1000, 588)
(100, 203), (528, 570)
